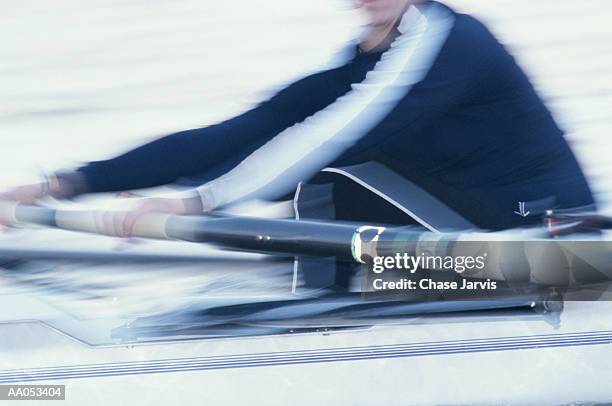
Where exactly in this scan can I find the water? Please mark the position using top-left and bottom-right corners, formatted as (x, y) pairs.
(0, 0), (356, 183)
(1, 0), (611, 209)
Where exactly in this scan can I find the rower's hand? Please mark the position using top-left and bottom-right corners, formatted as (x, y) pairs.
(114, 194), (204, 238)
(0, 183), (49, 230)
(0, 183), (49, 205)
(0, 172), (87, 207)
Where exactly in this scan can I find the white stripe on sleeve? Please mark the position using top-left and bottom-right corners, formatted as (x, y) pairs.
(197, 4), (455, 211)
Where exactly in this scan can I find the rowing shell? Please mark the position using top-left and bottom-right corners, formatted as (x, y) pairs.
(0, 269), (611, 405)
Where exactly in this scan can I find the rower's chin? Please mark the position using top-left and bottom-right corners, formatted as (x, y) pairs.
(358, 0), (409, 26)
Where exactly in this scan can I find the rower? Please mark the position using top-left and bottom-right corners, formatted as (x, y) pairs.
(0, 1), (595, 288)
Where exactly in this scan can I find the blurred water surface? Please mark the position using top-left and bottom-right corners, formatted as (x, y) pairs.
(1, 0), (611, 209)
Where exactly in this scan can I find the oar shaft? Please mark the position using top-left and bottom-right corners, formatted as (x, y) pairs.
(1, 202), (367, 259)
(2, 203), (609, 293)
(166, 215), (361, 258)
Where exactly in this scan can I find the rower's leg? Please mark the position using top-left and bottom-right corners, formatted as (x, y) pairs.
(330, 174), (421, 226)
(294, 172), (424, 293)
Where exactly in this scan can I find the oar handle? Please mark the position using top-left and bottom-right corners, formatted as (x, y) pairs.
(0, 201), (170, 239)
(0, 201), (20, 225)
(57, 208), (171, 239)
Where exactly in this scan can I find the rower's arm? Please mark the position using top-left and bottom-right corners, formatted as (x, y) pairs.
(193, 9), (524, 213)
(194, 5), (456, 211)
(68, 72), (333, 195)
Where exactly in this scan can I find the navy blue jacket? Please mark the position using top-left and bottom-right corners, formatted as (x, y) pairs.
(77, 1), (594, 230)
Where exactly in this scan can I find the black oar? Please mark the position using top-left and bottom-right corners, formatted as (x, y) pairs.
(2, 203), (611, 290)
(5, 203), (478, 264)
(0, 202), (378, 260)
